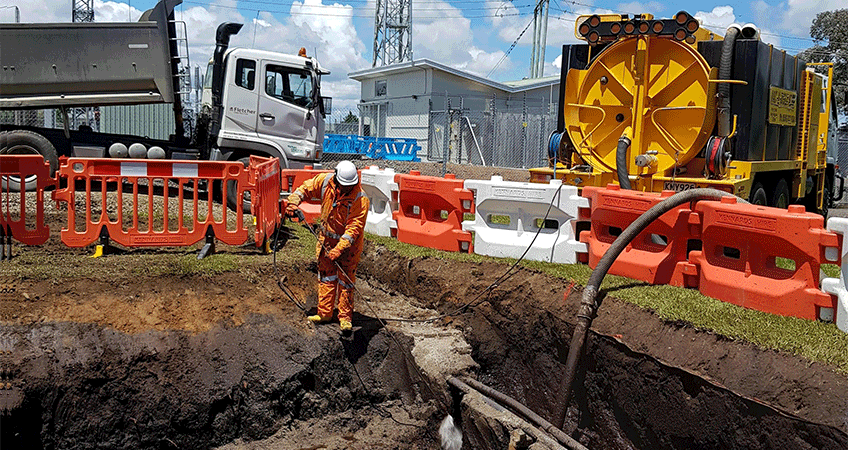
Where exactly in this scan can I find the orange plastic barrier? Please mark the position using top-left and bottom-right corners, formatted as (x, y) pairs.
(280, 165), (331, 223)
(689, 198), (840, 320)
(580, 185), (698, 286)
(0, 155), (53, 250)
(52, 158), (254, 250)
(392, 171), (473, 252)
(249, 155), (282, 250)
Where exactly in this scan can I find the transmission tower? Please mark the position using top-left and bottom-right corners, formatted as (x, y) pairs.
(72, 0), (95, 131)
(529, 0), (550, 78)
(372, 0), (412, 67)
(72, 0), (94, 23)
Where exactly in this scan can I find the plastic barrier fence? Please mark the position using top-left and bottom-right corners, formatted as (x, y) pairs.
(249, 156), (282, 251)
(322, 135), (421, 161)
(373, 138), (421, 161)
(821, 217), (848, 333)
(581, 185), (696, 286)
(0, 155), (53, 254)
(323, 134), (355, 154)
(392, 171), (473, 252)
(280, 166), (332, 223)
(53, 158), (254, 249)
(689, 198), (840, 321)
(462, 176), (587, 263)
(360, 166), (398, 237)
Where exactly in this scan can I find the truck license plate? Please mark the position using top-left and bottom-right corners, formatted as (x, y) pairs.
(663, 181), (697, 192)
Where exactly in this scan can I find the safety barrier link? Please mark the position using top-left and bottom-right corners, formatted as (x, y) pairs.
(463, 176), (587, 263)
(249, 156), (282, 253)
(360, 166), (398, 237)
(580, 185), (696, 286)
(821, 217), (848, 333)
(52, 158), (255, 257)
(392, 170), (473, 252)
(1, 155), (54, 259)
(689, 198), (840, 321)
(280, 165), (332, 224)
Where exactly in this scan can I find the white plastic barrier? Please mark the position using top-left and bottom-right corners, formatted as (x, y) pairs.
(360, 166), (398, 237)
(462, 176), (588, 264)
(821, 217), (848, 333)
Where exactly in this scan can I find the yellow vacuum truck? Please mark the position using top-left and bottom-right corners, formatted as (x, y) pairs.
(530, 11), (842, 216)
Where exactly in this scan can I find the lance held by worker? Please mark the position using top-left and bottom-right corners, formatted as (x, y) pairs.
(285, 161), (369, 332)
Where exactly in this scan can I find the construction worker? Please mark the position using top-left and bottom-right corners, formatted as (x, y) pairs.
(285, 160), (369, 331)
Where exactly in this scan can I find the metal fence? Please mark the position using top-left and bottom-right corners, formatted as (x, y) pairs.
(340, 93), (556, 171)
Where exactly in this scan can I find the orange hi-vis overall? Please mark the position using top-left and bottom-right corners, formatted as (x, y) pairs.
(287, 173), (369, 322)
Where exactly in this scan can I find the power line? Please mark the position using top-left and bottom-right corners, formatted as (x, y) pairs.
(487, 14), (536, 78)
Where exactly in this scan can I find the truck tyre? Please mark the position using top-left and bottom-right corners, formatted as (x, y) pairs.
(821, 177), (832, 220)
(0, 130), (59, 192)
(226, 156), (252, 214)
(771, 179), (790, 209)
(749, 182), (767, 206)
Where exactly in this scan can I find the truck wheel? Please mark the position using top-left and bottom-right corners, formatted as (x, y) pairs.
(771, 179), (790, 209)
(226, 156), (252, 214)
(0, 130), (59, 192)
(749, 182), (767, 206)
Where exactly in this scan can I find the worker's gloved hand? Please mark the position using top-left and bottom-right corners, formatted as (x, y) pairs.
(285, 202), (300, 218)
(327, 239), (351, 261)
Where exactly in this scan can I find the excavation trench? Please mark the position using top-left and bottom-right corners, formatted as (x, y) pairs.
(3, 240), (848, 449)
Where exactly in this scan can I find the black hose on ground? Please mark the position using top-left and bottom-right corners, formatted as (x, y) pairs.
(447, 377), (589, 450)
(553, 188), (743, 430)
(616, 133), (632, 190)
(718, 25), (740, 137)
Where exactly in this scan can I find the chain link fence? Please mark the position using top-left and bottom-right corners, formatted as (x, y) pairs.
(325, 92), (556, 172)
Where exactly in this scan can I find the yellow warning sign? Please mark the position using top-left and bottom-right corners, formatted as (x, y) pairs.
(768, 86), (797, 126)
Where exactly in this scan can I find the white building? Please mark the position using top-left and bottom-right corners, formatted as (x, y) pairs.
(348, 59), (560, 168)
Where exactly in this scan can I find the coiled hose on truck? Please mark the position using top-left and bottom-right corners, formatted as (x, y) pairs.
(554, 188), (744, 430)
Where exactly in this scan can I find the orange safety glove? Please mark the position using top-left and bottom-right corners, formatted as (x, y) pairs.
(327, 238), (351, 261)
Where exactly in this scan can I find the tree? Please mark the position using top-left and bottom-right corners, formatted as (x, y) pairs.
(343, 111), (358, 123)
(800, 9), (848, 117)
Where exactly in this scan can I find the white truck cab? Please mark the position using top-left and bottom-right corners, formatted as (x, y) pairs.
(203, 48), (329, 169)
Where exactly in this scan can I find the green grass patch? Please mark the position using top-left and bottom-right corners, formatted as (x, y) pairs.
(366, 232), (848, 373)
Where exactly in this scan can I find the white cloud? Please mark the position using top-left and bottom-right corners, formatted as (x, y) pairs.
(0, 0), (67, 22)
(694, 5), (737, 31)
(412, 1), (509, 77)
(764, 0), (845, 36)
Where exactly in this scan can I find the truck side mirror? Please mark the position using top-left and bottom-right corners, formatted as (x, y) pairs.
(321, 96), (332, 118)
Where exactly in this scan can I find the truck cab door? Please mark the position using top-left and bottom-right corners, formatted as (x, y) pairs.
(220, 57), (260, 137)
(256, 61), (319, 158)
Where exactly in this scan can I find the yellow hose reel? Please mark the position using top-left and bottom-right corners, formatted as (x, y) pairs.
(563, 35), (716, 175)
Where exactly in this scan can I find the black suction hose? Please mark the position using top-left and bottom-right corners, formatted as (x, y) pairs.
(554, 188), (743, 430)
(718, 26), (739, 137)
(448, 377), (589, 450)
(616, 132), (632, 189)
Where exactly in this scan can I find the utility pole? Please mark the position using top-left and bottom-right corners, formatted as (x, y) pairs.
(372, 0), (413, 67)
(529, 0), (550, 78)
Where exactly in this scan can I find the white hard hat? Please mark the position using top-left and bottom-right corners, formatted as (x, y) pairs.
(335, 160), (359, 186)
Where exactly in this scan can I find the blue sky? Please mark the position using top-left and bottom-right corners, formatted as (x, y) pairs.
(1, 0), (842, 113)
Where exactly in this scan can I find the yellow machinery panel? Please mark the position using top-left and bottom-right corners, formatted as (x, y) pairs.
(563, 36), (715, 175)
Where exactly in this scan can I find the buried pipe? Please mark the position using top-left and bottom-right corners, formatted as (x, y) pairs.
(447, 377), (589, 450)
(553, 188), (743, 430)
